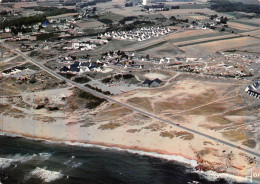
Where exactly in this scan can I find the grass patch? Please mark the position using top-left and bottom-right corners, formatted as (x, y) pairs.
(186, 103), (226, 116)
(224, 108), (251, 116)
(160, 131), (174, 139)
(77, 89), (106, 109)
(128, 97), (153, 112)
(73, 76), (91, 83)
(105, 108), (133, 118)
(99, 122), (121, 130)
(80, 123), (95, 127)
(127, 129), (139, 133)
(20, 62), (40, 71)
(58, 72), (76, 79)
(0, 104), (11, 113)
(33, 116), (55, 123)
(242, 139), (256, 149)
(198, 147), (217, 157)
(160, 131), (194, 140)
(207, 115), (230, 125)
(222, 130), (248, 141)
(143, 123), (162, 131)
(175, 131), (194, 140)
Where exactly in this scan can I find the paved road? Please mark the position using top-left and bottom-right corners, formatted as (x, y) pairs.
(2, 42), (260, 159)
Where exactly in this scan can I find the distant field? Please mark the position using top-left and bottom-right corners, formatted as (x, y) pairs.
(168, 32), (231, 44)
(179, 3), (210, 9)
(98, 12), (125, 21)
(76, 20), (105, 29)
(180, 36), (260, 57)
(227, 22), (258, 31)
(160, 8), (234, 19)
(47, 13), (78, 19)
(135, 40), (167, 52)
(175, 34), (242, 47)
(230, 19), (260, 27)
(240, 30), (260, 38)
(188, 15), (209, 20)
(164, 29), (216, 40)
(109, 7), (147, 16)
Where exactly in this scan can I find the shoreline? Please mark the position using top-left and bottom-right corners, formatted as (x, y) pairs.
(0, 130), (250, 183)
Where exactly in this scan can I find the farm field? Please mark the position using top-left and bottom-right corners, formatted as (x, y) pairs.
(231, 18), (260, 27)
(180, 36), (260, 57)
(109, 6), (148, 16)
(227, 21), (259, 31)
(167, 32), (232, 45)
(240, 30), (260, 38)
(76, 20), (106, 29)
(160, 8), (232, 19)
(164, 29), (216, 40)
(98, 12), (125, 22)
(47, 13), (79, 19)
(175, 34), (242, 47)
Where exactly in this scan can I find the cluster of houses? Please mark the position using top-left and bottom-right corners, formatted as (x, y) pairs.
(100, 50), (172, 69)
(2, 66), (36, 80)
(2, 66), (26, 76)
(59, 61), (104, 74)
(245, 80), (260, 99)
(202, 53), (256, 77)
(57, 50), (173, 75)
(62, 38), (108, 51)
(99, 27), (174, 41)
(0, 17), (85, 42)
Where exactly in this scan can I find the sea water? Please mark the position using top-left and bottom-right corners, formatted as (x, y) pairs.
(0, 135), (248, 184)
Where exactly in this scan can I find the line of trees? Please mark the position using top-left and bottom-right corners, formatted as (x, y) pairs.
(210, 0), (260, 14)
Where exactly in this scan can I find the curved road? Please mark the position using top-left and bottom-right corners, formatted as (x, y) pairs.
(1, 42), (260, 159)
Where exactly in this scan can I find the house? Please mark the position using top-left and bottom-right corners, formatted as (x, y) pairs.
(143, 79), (152, 87)
(60, 66), (70, 72)
(143, 78), (162, 87)
(69, 67), (80, 73)
(150, 78), (162, 87)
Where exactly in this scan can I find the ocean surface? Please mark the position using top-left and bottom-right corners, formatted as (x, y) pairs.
(0, 135), (247, 184)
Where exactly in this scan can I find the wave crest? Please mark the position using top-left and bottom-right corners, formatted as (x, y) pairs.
(29, 167), (63, 183)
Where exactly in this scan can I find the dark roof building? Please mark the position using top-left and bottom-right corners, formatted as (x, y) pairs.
(60, 66), (70, 72)
(143, 78), (162, 87)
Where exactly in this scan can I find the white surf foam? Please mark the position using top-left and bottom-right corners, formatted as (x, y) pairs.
(191, 169), (250, 184)
(0, 157), (14, 169)
(64, 141), (198, 167)
(64, 158), (83, 168)
(0, 152), (52, 169)
(38, 153), (52, 161)
(29, 167), (63, 183)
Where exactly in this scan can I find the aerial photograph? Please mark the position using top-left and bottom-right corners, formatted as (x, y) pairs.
(0, 0), (259, 183)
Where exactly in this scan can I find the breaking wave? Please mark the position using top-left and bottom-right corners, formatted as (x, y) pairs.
(190, 170), (249, 184)
(63, 157), (83, 168)
(29, 167), (63, 183)
(0, 153), (52, 169)
(0, 157), (14, 169)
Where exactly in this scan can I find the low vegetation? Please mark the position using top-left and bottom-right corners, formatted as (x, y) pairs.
(99, 122), (121, 130)
(242, 139), (256, 148)
(78, 90), (107, 109)
(160, 131), (194, 140)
